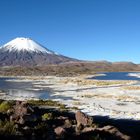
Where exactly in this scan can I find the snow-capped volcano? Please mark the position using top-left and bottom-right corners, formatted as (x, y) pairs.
(1, 37), (55, 54)
(0, 37), (75, 66)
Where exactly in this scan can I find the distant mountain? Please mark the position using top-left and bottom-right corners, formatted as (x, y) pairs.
(0, 37), (75, 66)
(0, 37), (139, 75)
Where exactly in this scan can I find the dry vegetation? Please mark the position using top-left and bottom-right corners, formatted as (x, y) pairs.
(62, 78), (131, 86)
(121, 86), (140, 90)
(0, 61), (140, 76)
(80, 94), (114, 99)
(80, 93), (139, 102)
(117, 95), (139, 102)
(72, 101), (85, 106)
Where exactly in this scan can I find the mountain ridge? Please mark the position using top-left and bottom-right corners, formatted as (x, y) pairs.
(0, 37), (140, 74)
(0, 37), (76, 66)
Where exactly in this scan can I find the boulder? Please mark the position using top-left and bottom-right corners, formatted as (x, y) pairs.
(63, 119), (72, 128)
(14, 101), (34, 116)
(75, 111), (93, 126)
(82, 127), (95, 133)
(10, 101), (37, 124)
(57, 116), (68, 120)
(76, 123), (84, 133)
(97, 125), (131, 140)
(54, 126), (66, 136)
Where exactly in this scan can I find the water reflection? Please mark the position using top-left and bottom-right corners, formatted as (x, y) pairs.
(92, 72), (140, 80)
(0, 78), (51, 99)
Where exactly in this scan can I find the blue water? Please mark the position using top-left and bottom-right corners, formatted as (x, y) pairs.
(92, 72), (140, 80)
(0, 77), (51, 99)
(0, 77), (72, 100)
(1, 72), (140, 100)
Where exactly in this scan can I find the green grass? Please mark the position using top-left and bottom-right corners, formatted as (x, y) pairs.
(42, 113), (53, 120)
(0, 101), (12, 113)
(28, 99), (68, 111)
(27, 99), (61, 107)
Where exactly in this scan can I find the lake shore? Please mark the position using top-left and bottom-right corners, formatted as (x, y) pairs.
(0, 73), (140, 120)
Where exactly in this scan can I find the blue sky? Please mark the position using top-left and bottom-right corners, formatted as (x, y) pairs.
(0, 0), (140, 63)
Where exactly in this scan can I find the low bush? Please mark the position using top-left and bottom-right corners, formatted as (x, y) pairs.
(42, 113), (53, 120)
(0, 120), (16, 135)
(28, 99), (61, 106)
(0, 101), (12, 113)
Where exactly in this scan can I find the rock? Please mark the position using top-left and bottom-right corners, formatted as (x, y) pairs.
(82, 127), (95, 133)
(76, 123), (84, 133)
(75, 111), (93, 126)
(97, 125), (131, 140)
(7, 108), (14, 115)
(10, 114), (19, 122)
(14, 101), (34, 116)
(16, 101), (22, 106)
(23, 126), (30, 130)
(57, 116), (68, 120)
(22, 126), (32, 136)
(10, 101), (37, 124)
(63, 119), (72, 128)
(19, 117), (25, 124)
(54, 127), (66, 136)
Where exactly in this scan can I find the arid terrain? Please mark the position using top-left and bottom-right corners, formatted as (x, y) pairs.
(0, 61), (140, 76)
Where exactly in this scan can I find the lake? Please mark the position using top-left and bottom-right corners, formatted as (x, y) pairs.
(92, 72), (140, 80)
(1, 72), (140, 100)
(0, 77), (52, 100)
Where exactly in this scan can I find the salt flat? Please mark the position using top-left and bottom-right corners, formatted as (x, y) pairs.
(1, 74), (140, 120)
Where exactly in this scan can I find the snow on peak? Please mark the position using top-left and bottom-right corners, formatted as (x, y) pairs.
(1, 37), (55, 54)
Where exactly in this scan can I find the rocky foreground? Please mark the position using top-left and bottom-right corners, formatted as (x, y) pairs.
(0, 100), (139, 140)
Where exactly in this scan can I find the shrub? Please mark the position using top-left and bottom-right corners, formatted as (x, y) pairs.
(59, 104), (67, 110)
(27, 99), (61, 106)
(42, 113), (53, 120)
(35, 122), (48, 130)
(0, 120), (16, 135)
(0, 101), (12, 113)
